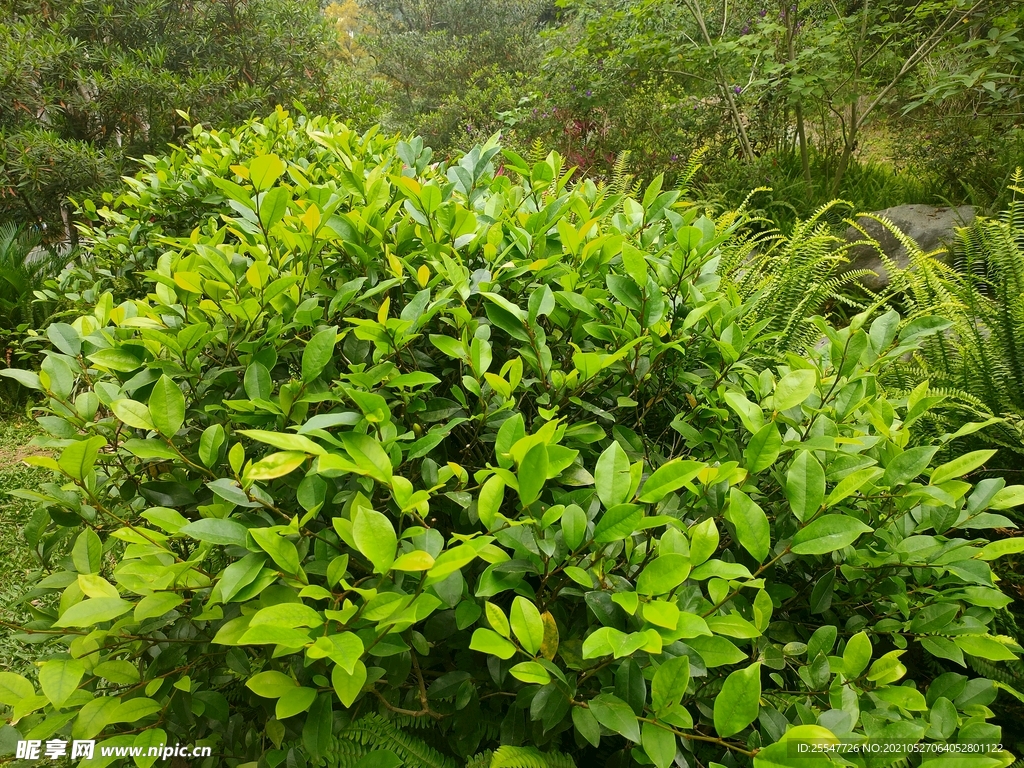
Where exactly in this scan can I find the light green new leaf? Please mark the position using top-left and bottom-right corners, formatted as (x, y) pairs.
(149, 375), (185, 436)
(259, 186), (291, 231)
(250, 603), (324, 628)
(725, 488), (770, 562)
(842, 631), (872, 678)
(0, 672), (34, 706)
(713, 663), (761, 737)
(510, 597), (544, 656)
(636, 554), (691, 596)
(786, 451), (825, 523)
(247, 451), (308, 480)
(509, 662), (551, 685)
(352, 507), (397, 574)
(134, 592), (184, 622)
(954, 634), (1019, 661)
(689, 518), (719, 566)
(247, 671), (297, 698)
(772, 370), (816, 411)
(249, 528), (302, 575)
(39, 659), (85, 707)
(249, 153), (285, 191)
(595, 441), (631, 508)
(478, 475), (505, 529)
(72, 528), (103, 574)
(469, 628), (516, 659)
(791, 515), (872, 555)
(332, 660), (367, 707)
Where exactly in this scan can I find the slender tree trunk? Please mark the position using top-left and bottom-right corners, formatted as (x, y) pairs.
(785, 1), (812, 193)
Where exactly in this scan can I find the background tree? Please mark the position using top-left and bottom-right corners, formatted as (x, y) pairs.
(0, 0), (341, 242)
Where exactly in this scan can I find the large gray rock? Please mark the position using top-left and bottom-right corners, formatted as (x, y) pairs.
(842, 204), (976, 292)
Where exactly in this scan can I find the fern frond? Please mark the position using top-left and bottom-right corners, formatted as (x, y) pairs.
(333, 713), (458, 768)
(490, 746), (576, 768)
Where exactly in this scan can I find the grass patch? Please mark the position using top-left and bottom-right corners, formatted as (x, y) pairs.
(0, 416), (44, 674)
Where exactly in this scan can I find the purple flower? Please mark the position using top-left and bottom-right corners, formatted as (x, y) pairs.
(734, 86), (743, 94)
(671, 154), (678, 162)
(741, 25), (750, 34)
(571, 85), (576, 91)
(585, 89), (592, 97)
(759, 7), (767, 16)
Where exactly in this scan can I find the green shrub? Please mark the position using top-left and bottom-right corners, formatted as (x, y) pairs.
(2, 112), (1023, 768)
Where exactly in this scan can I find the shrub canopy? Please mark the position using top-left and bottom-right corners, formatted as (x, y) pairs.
(2, 111), (1022, 768)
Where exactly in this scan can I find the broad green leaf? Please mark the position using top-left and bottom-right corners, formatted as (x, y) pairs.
(881, 446), (939, 487)
(149, 375), (185, 436)
(651, 654), (690, 712)
(572, 706), (601, 747)
(352, 507), (397, 574)
(0, 672), (34, 705)
(641, 722), (676, 768)
(486, 603), (511, 637)
(55, 598), (132, 627)
(589, 693), (640, 743)
(59, 436), (107, 481)
(954, 634), (1019, 661)
(842, 631), (872, 678)
(931, 450), (997, 485)
(276, 686), (317, 719)
(786, 451), (825, 523)
(724, 391), (764, 433)
(304, 694), (334, 761)
(239, 429), (326, 455)
(791, 515), (872, 555)
(686, 636), (746, 667)
(636, 554), (691, 596)
(250, 603), (324, 628)
(302, 327), (338, 382)
(638, 459), (703, 502)
(772, 369), (816, 410)
(595, 442), (631, 508)
(561, 505), (588, 549)
(978, 538), (1024, 560)
(725, 488), (770, 562)
(180, 518), (249, 547)
(392, 551), (435, 571)
(689, 518), (719, 566)
(72, 697), (120, 740)
(39, 659), (85, 707)
(744, 423), (781, 473)
(112, 399), (155, 431)
(93, 661), (140, 685)
(510, 597), (544, 655)
(134, 592), (184, 622)
(825, 466), (882, 506)
(753, 725), (840, 768)
(72, 528), (103, 574)
(338, 432), (393, 483)
(713, 663), (761, 737)
(518, 443), (548, 505)
(259, 186), (291, 231)
(593, 504), (643, 543)
(249, 528), (302, 575)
